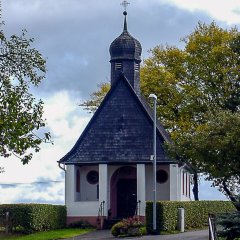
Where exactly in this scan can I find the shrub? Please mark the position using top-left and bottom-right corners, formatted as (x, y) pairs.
(0, 204), (66, 233)
(217, 212), (240, 239)
(68, 220), (93, 229)
(111, 216), (144, 237)
(146, 201), (235, 233)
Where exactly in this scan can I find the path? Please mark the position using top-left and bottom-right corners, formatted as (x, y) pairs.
(63, 229), (209, 240)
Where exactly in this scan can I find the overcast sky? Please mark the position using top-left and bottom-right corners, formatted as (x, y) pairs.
(0, 0), (239, 204)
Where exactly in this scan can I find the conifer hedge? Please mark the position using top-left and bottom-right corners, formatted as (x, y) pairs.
(0, 204), (66, 233)
(146, 201), (235, 233)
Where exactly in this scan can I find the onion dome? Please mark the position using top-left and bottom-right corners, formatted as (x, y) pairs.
(109, 11), (142, 62)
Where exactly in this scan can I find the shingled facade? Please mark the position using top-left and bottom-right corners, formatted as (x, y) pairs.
(59, 11), (191, 227)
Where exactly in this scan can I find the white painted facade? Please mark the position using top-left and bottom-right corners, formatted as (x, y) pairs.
(65, 163), (191, 220)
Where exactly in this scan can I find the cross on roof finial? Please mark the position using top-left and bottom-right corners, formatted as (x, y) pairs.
(121, 0), (130, 12)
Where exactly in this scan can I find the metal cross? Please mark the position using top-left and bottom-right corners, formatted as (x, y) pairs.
(121, 0), (130, 12)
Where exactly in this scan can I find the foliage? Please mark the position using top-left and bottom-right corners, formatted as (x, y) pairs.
(111, 216), (144, 237)
(0, 228), (92, 240)
(81, 82), (110, 113)
(169, 111), (240, 209)
(0, 204), (66, 233)
(217, 212), (240, 240)
(145, 201), (235, 233)
(82, 22), (240, 202)
(0, 18), (50, 164)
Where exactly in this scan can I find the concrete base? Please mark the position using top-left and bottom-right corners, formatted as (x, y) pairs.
(67, 216), (99, 227)
(67, 215), (146, 229)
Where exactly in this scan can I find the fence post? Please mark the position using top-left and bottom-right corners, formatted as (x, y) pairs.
(208, 214), (216, 240)
(177, 208), (185, 232)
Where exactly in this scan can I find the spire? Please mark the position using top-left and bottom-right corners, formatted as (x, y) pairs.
(121, 0), (130, 32)
(123, 11), (128, 32)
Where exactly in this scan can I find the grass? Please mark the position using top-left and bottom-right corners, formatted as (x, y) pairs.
(0, 228), (93, 240)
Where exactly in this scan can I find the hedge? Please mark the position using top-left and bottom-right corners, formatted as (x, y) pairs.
(146, 201), (235, 233)
(0, 204), (66, 233)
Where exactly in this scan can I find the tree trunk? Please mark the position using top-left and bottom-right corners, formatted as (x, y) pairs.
(222, 181), (240, 211)
(192, 171), (199, 201)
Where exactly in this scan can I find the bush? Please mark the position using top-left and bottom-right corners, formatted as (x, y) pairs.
(217, 212), (240, 239)
(111, 216), (144, 237)
(0, 204), (66, 233)
(67, 220), (93, 229)
(146, 201), (235, 233)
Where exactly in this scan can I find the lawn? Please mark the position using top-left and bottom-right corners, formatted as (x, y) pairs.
(0, 228), (93, 240)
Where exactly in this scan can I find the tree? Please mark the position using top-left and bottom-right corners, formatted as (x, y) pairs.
(82, 22), (240, 203)
(81, 82), (110, 113)
(170, 111), (240, 209)
(142, 22), (240, 202)
(0, 20), (50, 164)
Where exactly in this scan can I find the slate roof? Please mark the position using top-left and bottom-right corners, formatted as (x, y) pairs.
(109, 13), (142, 62)
(109, 30), (142, 62)
(59, 74), (173, 165)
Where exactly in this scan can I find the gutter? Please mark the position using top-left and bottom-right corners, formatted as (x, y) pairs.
(58, 162), (66, 172)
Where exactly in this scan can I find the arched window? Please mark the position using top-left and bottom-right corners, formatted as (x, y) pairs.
(76, 169), (80, 193)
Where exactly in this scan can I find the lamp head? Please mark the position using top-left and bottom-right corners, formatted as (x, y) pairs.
(148, 94), (157, 100)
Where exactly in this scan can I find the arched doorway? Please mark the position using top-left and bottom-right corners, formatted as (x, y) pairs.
(110, 166), (137, 218)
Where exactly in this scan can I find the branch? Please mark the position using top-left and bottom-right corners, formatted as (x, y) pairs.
(222, 180), (239, 211)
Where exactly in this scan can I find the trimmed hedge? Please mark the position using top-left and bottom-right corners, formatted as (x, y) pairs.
(0, 204), (66, 233)
(146, 201), (235, 233)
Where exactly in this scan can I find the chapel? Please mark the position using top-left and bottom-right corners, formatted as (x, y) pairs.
(58, 8), (191, 227)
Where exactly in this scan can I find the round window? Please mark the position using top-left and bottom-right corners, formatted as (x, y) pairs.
(157, 169), (168, 184)
(86, 170), (99, 184)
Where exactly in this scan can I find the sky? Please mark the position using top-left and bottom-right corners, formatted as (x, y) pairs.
(0, 0), (239, 204)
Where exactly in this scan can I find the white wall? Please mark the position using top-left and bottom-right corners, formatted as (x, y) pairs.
(179, 168), (192, 201)
(78, 165), (99, 201)
(169, 164), (178, 200)
(65, 164), (74, 208)
(99, 164), (108, 216)
(66, 165), (100, 217)
(67, 201), (100, 217)
(145, 165), (170, 201)
(137, 164), (146, 216)
(65, 163), (192, 218)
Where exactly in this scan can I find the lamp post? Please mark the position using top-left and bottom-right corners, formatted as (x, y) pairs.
(149, 93), (157, 233)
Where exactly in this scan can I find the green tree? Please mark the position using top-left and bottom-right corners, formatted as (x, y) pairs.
(0, 21), (50, 164)
(170, 111), (240, 209)
(82, 22), (240, 203)
(81, 82), (110, 113)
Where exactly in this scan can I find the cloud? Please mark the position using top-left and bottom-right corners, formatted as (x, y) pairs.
(0, 0), (235, 204)
(0, 91), (90, 204)
(163, 0), (240, 24)
(1, 0), (216, 98)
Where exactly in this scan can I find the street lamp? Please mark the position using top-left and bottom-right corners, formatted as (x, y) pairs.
(149, 93), (157, 233)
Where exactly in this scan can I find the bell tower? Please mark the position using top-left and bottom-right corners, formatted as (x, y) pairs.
(109, 2), (142, 95)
